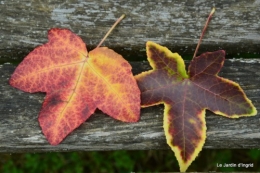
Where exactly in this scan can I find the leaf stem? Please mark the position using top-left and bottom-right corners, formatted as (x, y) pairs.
(193, 8), (215, 59)
(96, 14), (125, 48)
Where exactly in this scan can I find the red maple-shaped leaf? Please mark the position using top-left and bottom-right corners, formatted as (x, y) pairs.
(9, 28), (140, 145)
(135, 41), (257, 172)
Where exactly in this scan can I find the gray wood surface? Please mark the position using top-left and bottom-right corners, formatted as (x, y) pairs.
(0, 59), (260, 153)
(0, 0), (260, 62)
(1, 0), (260, 153)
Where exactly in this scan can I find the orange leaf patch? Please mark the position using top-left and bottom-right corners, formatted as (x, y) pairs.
(9, 28), (140, 145)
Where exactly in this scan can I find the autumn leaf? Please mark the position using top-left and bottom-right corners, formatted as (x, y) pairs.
(136, 41), (257, 172)
(135, 10), (257, 172)
(9, 16), (140, 145)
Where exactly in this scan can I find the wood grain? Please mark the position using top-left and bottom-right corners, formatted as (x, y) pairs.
(0, 59), (260, 153)
(0, 0), (260, 62)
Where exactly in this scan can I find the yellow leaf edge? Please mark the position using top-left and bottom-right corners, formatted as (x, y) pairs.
(163, 104), (207, 172)
(146, 41), (189, 79)
(212, 77), (257, 118)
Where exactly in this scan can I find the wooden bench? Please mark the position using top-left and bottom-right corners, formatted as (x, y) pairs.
(1, 0), (260, 153)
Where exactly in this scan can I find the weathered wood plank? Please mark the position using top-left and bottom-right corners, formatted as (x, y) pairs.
(0, 0), (260, 61)
(0, 59), (260, 153)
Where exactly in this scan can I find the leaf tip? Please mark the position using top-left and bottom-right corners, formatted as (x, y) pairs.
(146, 40), (156, 48)
(245, 100), (258, 117)
(164, 105), (207, 172)
(219, 49), (225, 55)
